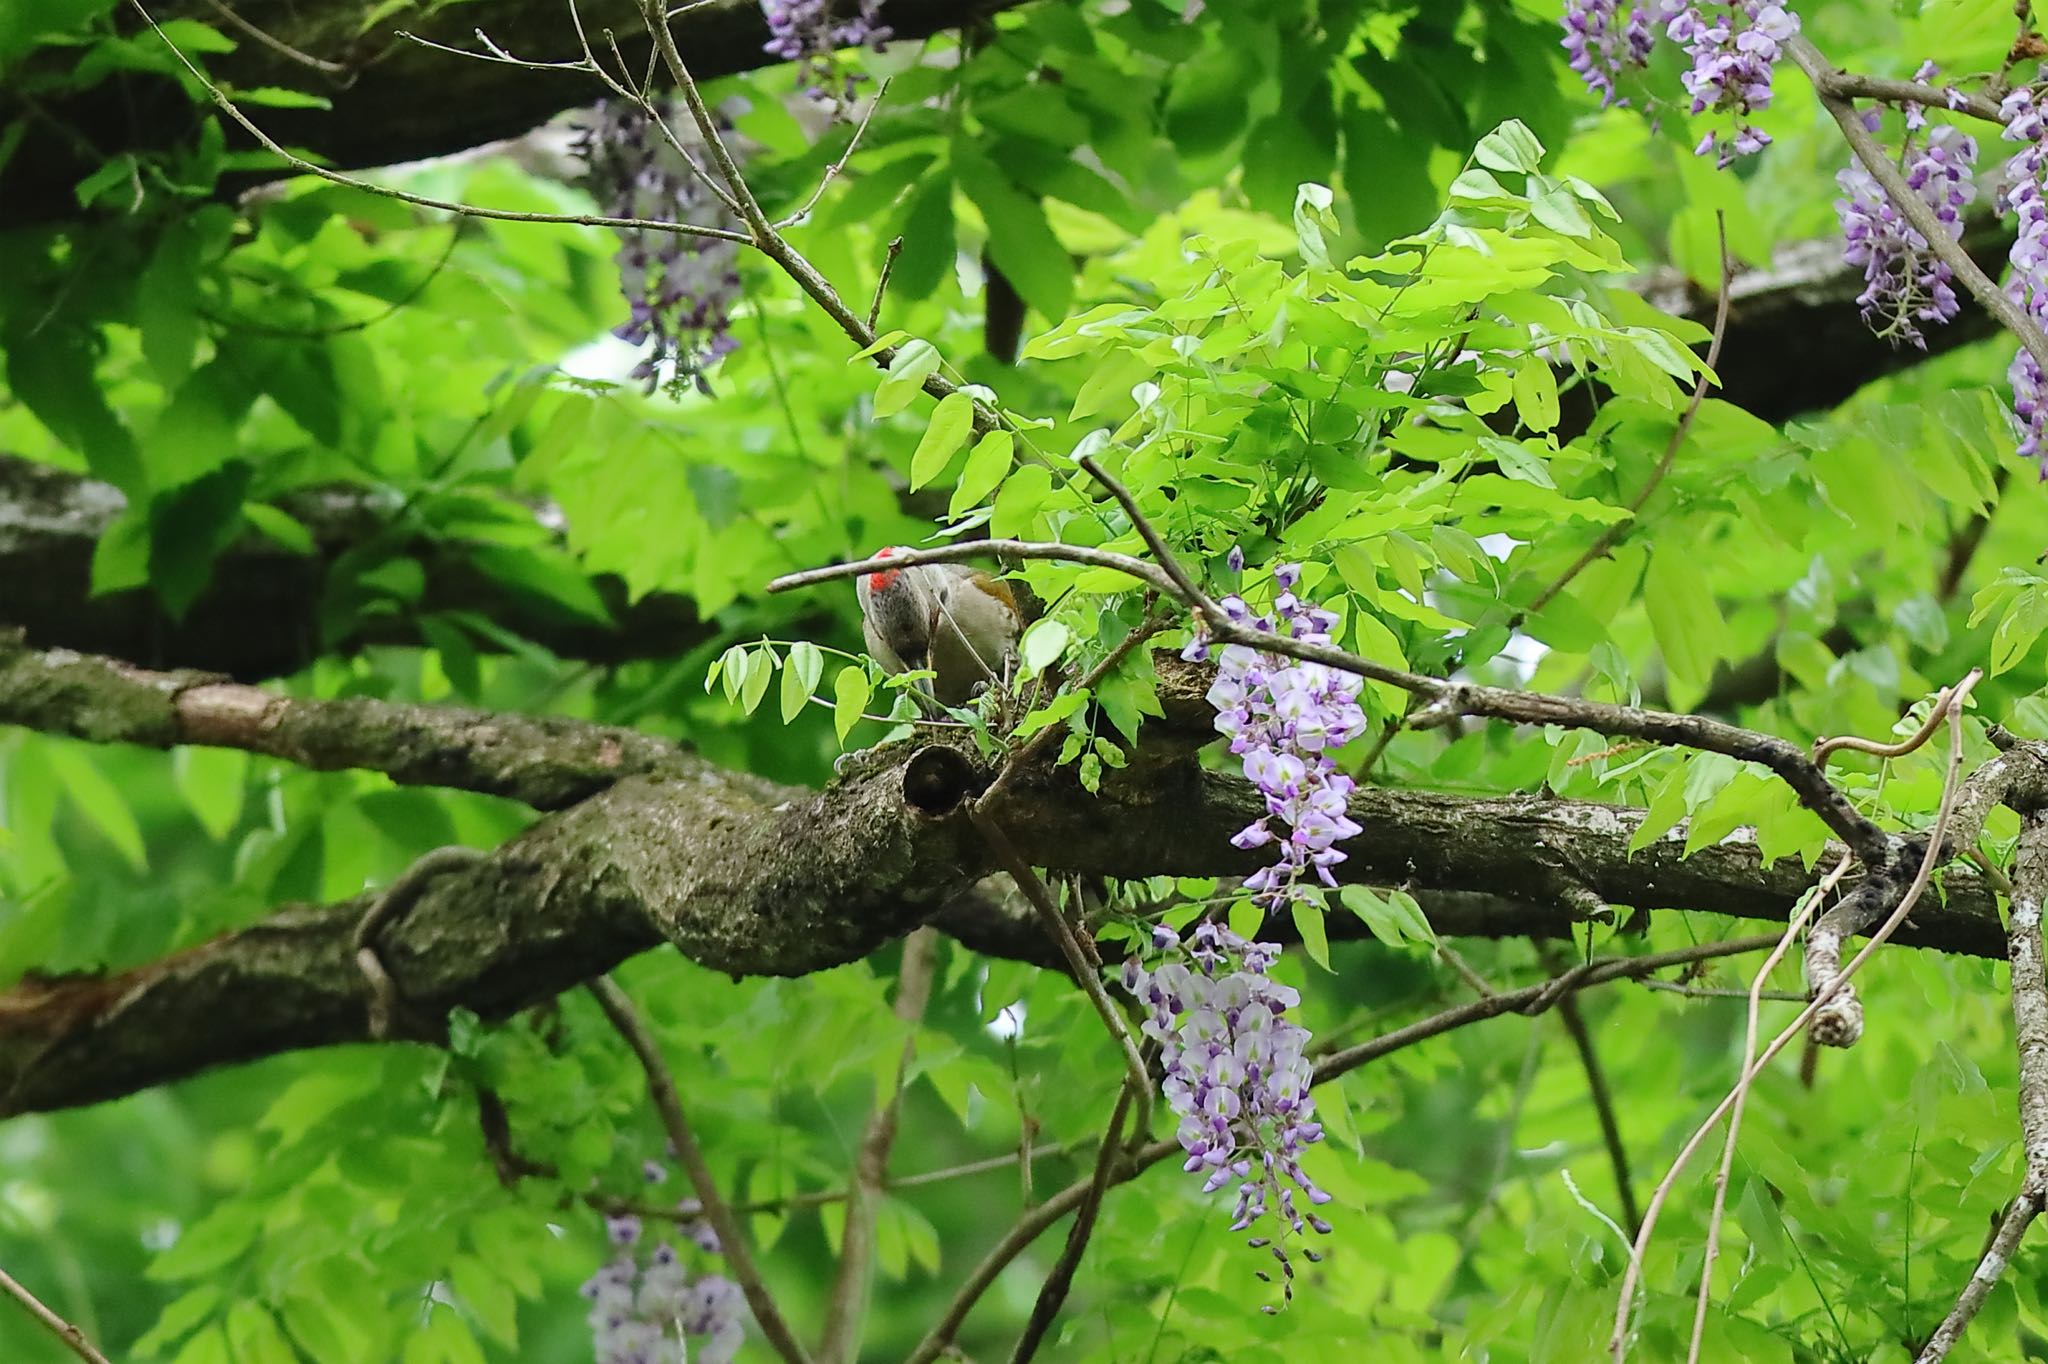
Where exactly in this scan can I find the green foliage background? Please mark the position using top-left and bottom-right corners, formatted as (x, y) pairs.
(4, 0), (2048, 1361)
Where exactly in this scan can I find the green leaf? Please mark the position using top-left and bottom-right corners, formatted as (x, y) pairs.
(1472, 119), (1545, 174)
(45, 744), (148, 871)
(832, 665), (872, 741)
(850, 329), (909, 361)
(1480, 435), (1556, 489)
(740, 645), (776, 715)
(136, 1285), (224, 1359)
(950, 429), (1015, 515)
(225, 1300), (299, 1364)
(149, 1205), (259, 1281)
(1291, 897), (1331, 970)
(150, 462), (253, 619)
(780, 639), (824, 722)
(449, 1256), (519, 1348)
(1511, 354), (1560, 432)
(1018, 618), (1070, 676)
(1339, 884), (1433, 947)
(910, 391), (976, 490)
(241, 503), (315, 554)
(876, 340), (941, 418)
(1644, 546), (1733, 706)
(7, 323), (146, 494)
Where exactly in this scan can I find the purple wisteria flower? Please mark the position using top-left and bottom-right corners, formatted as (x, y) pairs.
(1561, 0), (1679, 107)
(1183, 564), (1367, 911)
(1835, 119), (1977, 348)
(574, 99), (743, 395)
(1121, 921), (1332, 1299)
(2002, 86), (2048, 470)
(1667, 1), (1799, 166)
(761, 0), (891, 114)
(582, 1188), (744, 1363)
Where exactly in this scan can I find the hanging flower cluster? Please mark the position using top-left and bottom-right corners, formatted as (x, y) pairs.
(760, 0), (891, 114)
(1184, 560), (1367, 912)
(2004, 86), (2048, 466)
(1836, 114), (1977, 348)
(1563, 2), (2048, 473)
(1121, 921), (1333, 1301)
(581, 1200), (744, 1364)
(574, 99), (743, 395)
(1559, 2), (1797, 164)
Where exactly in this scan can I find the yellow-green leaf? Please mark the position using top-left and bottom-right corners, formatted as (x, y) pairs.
(910, 391), (976, 490)
(950, 429), (1015, 515)
(833, 666), (872, 741)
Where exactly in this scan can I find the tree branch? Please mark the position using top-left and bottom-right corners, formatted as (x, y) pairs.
(588, 976), (813, 1364)
(0, 1264), (111, 1364)
(0, 633), (693, 809)
(816, 927), (938, 1364)
(1913, 804), (2048, 1363)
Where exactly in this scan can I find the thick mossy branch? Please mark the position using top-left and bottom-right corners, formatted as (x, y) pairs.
(0, 754), (987, 1115)
(0, 634), (694, 809)
(0, 718), (2022, 1117)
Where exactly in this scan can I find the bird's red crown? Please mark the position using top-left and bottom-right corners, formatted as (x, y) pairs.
(865, 545), (904, 592)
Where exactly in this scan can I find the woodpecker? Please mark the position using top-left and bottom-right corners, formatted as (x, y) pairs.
(856, 548), (1024, 707)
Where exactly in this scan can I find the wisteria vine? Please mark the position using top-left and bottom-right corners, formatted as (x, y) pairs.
(1563, 1), (2048, 473)
(574, 99), (744, 395)
(582, 1193), (745, 1364)
(760, 0), (891, 114)
(1139, 558), (1359, 1293)
(1120, 921), (1333, 1302)
(1182, 558), (1368, 912)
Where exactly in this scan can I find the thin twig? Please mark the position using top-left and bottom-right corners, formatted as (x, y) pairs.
(779, 84), (891, 228)
(868, 236), (903, 333)
(1913, 806), (2048, 1363)
(1527, 216), (1733, 616)
(771, 541), (1179, 599)
(1613, 681), (1975, 1363)
(602, 1140), (1090, 1222)
(969, 807), (1154, 1144)
(900, 934), (1780, 1364)
(775, 544), (1890, 860)
(1685, 851), (1855, 1364)
(1804, 671), (1983, 1046)
(1006, 1083), (1136, 1364)
(0, 1265), (110, 1364)
(588, 977), (814, 1364)
(978, 610), (1170, 813)
(127, 1), (750, 244)
(1636, 980), (1807, 1002)
(1815, 679), (1968, 765)
(202, 0), (352, 75)
(1073, 453), (1219, 615)
(352, 846), (485, 1040)
(1816, 68), (2006, 123)
(818, 928), (939, 1364)
(1556, 989), (1642, 1236)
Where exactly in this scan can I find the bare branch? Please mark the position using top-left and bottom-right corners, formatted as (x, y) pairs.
(1687, 851), (1855, 1364)
(817, 928), (939, 1364)
(127, 1), (753, 244)
(1555, 989), (1642, 1237)
(1913, 804), (2048, 1363)
(0, 1264), (111, 1364)
(0, 635), (690, 810)
(1614, 676), (1975, 1362)
(589, 976), (814, 1364)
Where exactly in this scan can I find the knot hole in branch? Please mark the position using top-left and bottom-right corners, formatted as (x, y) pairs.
(901, 744), (988, 817)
